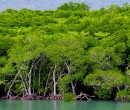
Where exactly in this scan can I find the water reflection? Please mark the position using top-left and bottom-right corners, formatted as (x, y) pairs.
(0, 100), (130, 110)
(53, 101), (57, 110)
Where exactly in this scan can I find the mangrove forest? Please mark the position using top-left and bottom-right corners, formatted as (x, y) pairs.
(0, 2), (130, 101)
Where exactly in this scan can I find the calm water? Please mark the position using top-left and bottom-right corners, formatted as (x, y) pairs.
(0, 100), (130, 110)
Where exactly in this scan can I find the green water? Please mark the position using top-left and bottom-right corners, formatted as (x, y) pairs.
(0, 100), (130, 110)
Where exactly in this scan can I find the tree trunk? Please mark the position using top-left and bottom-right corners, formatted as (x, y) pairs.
(7, 69), (21, 97)
(33, 71), (35, 94)
(28, 71), (32, 96)
(71, 81), (76, 95)
(53, 63), (57, 96)
(65, 63), (76, 95)
(28, 65), (34, 96)
(27, 55), (44, 96)
(19, 73), (28, 95)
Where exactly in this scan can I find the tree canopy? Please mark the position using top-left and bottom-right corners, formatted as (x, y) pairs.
(0, 2), (130, 101)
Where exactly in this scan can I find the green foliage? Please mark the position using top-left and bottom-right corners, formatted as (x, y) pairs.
(63, 92), (76, 102)
(13, 83), (23, 94)
(0, 80), (3, 85)
(87, 47), (123, 70)
(116, 89), (130, 101)
(57, 2), (90, 11)
(58, 74), (73, 93)
(125, 69), (130, 76)
(0, 2), (130, 100)
(53, 10), (71, 18)
(84, 69), (125, 100)
(94, 87), (111, 99)
(84, 70), (125, 89)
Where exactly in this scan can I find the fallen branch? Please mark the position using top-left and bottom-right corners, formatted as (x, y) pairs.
(76, 92), (95, 100)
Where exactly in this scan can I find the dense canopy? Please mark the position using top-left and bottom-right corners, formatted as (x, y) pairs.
(0, 2), (130, 101)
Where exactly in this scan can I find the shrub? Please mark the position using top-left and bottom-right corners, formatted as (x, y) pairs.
(116, 90), (130, 101)
(63, 92), (76, 102)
